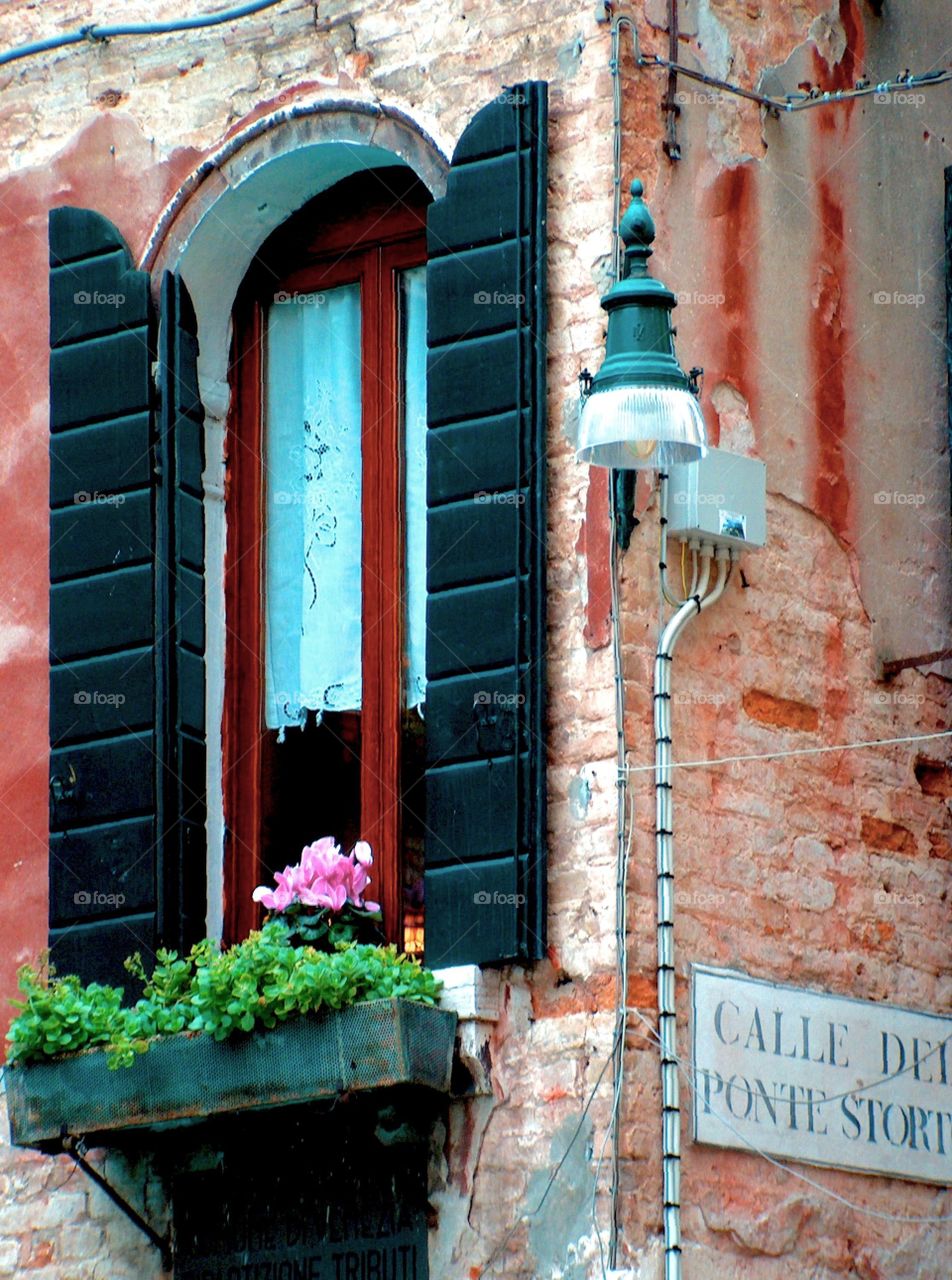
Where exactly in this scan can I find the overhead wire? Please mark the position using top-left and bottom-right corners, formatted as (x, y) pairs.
(0, 0), (290, 69)
(624, 728), (952, 775)
(637, 53), (952, 117)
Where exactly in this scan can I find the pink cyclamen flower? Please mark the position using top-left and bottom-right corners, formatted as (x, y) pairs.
(251, 865), (299, 911)
(251, 837), (380, 914)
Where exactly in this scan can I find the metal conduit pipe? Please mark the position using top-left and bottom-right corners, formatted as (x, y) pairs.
(653, 544), (730, 1280)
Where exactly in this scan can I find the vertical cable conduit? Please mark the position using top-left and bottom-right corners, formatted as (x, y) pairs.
(654, 538), (730, 1280)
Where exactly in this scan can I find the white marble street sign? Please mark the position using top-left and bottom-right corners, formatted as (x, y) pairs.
(692, 964), (952, 1185)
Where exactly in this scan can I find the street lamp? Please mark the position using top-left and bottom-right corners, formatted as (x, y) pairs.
(576, 179), (707, 470)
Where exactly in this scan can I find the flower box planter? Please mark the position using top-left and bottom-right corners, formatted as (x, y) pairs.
(5, 998), (457, 1151)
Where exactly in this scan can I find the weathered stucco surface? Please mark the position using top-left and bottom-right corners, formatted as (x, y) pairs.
(0, 1), (948, 1277)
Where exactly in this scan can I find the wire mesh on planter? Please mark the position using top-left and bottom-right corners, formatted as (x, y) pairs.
(5, 999), (457, 1151)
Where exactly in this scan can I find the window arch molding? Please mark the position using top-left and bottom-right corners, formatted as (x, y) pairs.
(143, 103), (449, 938)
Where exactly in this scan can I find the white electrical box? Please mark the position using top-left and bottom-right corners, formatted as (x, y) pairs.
(665, 446), (766, 550)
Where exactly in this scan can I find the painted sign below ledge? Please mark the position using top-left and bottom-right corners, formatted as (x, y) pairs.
(692, 964), (952, 1186)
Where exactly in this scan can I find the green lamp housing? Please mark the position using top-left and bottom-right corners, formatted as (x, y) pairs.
(577, 180), (707, 470)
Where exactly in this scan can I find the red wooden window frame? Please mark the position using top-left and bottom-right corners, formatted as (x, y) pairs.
(223, 191), (427, 945)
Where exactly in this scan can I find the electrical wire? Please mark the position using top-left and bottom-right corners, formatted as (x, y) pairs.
(610, 15), (639, 281)
(0, 0), (290, 69)
(626, 1005), (952, 1228)
(624, 728), (952, 775)
(639, 53), (952, 117)
(599, 463), (634, 1273)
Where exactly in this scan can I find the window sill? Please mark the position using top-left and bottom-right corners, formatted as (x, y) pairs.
(5, 999), (457, 1153)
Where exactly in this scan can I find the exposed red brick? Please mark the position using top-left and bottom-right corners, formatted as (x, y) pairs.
(860, 815), (917, 857)
(530, 971), (615, 1019)
(626, 974), (657, 1010)
(742, 689), (820, 731)
(915, 756), (952, 797)
(22, 1240), (54, 1268)
(927, 829), (952, 861)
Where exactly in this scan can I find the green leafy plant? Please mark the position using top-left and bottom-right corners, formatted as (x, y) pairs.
(6, 922), (442, 1070)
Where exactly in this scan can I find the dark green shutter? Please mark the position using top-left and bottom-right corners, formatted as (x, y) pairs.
(424, 82), (548, 967)
(48, 209), (205, 985)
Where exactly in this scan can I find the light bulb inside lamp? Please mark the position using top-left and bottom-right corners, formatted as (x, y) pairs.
(576, 382), (707, 471)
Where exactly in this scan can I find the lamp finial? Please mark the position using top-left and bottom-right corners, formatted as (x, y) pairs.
(619, 178), (656, 278)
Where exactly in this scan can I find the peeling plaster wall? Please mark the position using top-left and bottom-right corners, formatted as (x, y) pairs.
(0, 2), (948, 1278)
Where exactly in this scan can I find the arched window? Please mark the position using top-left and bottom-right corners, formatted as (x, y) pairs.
(224, 168), (431, 951)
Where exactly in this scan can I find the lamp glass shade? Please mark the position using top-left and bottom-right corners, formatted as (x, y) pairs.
(576, 383), (707, 470)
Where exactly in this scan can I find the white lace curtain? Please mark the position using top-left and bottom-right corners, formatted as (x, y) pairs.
(264, 272), (427, 732)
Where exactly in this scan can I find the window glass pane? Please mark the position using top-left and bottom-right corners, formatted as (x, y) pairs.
(264, 285), (363, 730)
(401, 265), (427, 711)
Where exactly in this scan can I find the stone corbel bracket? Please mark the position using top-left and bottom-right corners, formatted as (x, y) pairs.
(432, 965), (502, 1097)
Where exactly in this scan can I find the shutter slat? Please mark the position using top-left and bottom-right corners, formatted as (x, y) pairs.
(424, 82), (548, 966)
(427, 496), (525, 592)
(50, 735), (155, 825)
(427, 412), (523, 503)
(426, 240), (523, 345)
(50, 819), (156, 921)
(424, 861), (518, 969)
(426, 666), (525, 765)
(426, 579), (525, 680)
(426, 153), (526, 253)
(50, 253), (151, 346)
(50, 329), (152, 429)
(49, 916), (157, 991)
(50, 415), (152, 507)
(50, 651), (153, 741)
(51, 567), (154, 661)
(50, 491), (152, 581)
(427, 330), (519, 425)
(426, 755), (525, 864)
